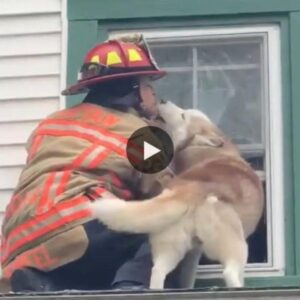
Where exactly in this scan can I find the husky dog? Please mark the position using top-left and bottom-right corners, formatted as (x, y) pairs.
(89, 101), (264, 289)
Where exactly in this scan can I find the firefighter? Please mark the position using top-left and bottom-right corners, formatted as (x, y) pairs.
(1, 35), (193, 292)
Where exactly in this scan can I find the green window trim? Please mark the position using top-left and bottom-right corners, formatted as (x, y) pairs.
(290, 11), (300, 277)
(68, 0), (300, 20)
(66, 0), (300, 288)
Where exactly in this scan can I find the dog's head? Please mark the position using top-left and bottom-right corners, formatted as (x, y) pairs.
(158, 100), (224, 150)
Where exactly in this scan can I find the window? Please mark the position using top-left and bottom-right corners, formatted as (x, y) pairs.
(110, 25), (284, 278)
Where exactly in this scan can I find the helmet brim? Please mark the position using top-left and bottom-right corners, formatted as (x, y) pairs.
(62, 70), (166, 96)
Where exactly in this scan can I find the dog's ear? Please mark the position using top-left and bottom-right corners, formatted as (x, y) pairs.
(192, 133), (224, 148)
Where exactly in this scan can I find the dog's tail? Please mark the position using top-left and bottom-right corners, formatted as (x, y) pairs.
(89, 189), (188, 234)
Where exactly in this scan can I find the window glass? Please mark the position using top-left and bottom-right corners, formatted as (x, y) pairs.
(152, 37), (264, 145)
(151, 35), (268, 265)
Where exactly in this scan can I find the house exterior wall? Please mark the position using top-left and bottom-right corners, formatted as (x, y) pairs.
(0, 0), (66, 225)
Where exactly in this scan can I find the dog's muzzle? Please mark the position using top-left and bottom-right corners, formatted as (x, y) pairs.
(160, 99), (168, 104)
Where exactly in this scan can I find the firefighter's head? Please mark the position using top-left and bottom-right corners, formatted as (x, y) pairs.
(62, 34), (165, 118)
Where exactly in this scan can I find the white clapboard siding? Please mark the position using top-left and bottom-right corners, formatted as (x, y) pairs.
(0, 98), (58, 122)
(0, 13), (61, 35)
(0, 0), (64, 224)
(0, 145), (27, 166)
(0, 0), (61, 15)
(0, 55), (60, 77)
(0, 121), (38, 145)
(0, 33), (61, 57)
(0, 166), (23, 190)
(0, 76), (60, 100)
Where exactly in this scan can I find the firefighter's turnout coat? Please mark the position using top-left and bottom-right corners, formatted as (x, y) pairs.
(1, 103), (171, 278)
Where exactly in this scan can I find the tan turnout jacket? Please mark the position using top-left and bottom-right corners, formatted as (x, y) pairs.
(1, 103), (171, 279)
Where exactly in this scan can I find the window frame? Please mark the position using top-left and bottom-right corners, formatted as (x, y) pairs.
(110, 25), (284, 278)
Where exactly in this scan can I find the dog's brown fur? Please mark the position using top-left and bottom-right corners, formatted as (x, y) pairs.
(173, 115), (263, 237)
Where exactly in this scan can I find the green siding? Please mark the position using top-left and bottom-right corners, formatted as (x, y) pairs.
(280, 18), (296, 276)
(66, 20), (98, 107)
(66, 0), (300, 288)
(290, 11), (300, 275)
(68, 0), (300, 21)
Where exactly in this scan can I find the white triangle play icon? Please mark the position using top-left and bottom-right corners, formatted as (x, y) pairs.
(144, 141), (161, 160)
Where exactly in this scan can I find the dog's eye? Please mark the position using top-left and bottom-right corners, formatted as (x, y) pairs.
(181, 113), (185, 120)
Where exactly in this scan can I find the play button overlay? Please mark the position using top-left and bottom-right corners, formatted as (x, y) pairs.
(126, 126), (174, 174)
(144, 141), (161, 160)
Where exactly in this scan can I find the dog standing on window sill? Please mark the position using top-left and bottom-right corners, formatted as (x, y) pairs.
(89, 101), (264, 289)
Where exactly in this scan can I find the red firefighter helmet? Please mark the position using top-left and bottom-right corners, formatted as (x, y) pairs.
(62, 37), (166, 95)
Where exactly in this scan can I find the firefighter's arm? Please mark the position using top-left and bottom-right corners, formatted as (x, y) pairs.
(139, 167), (175, 198)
